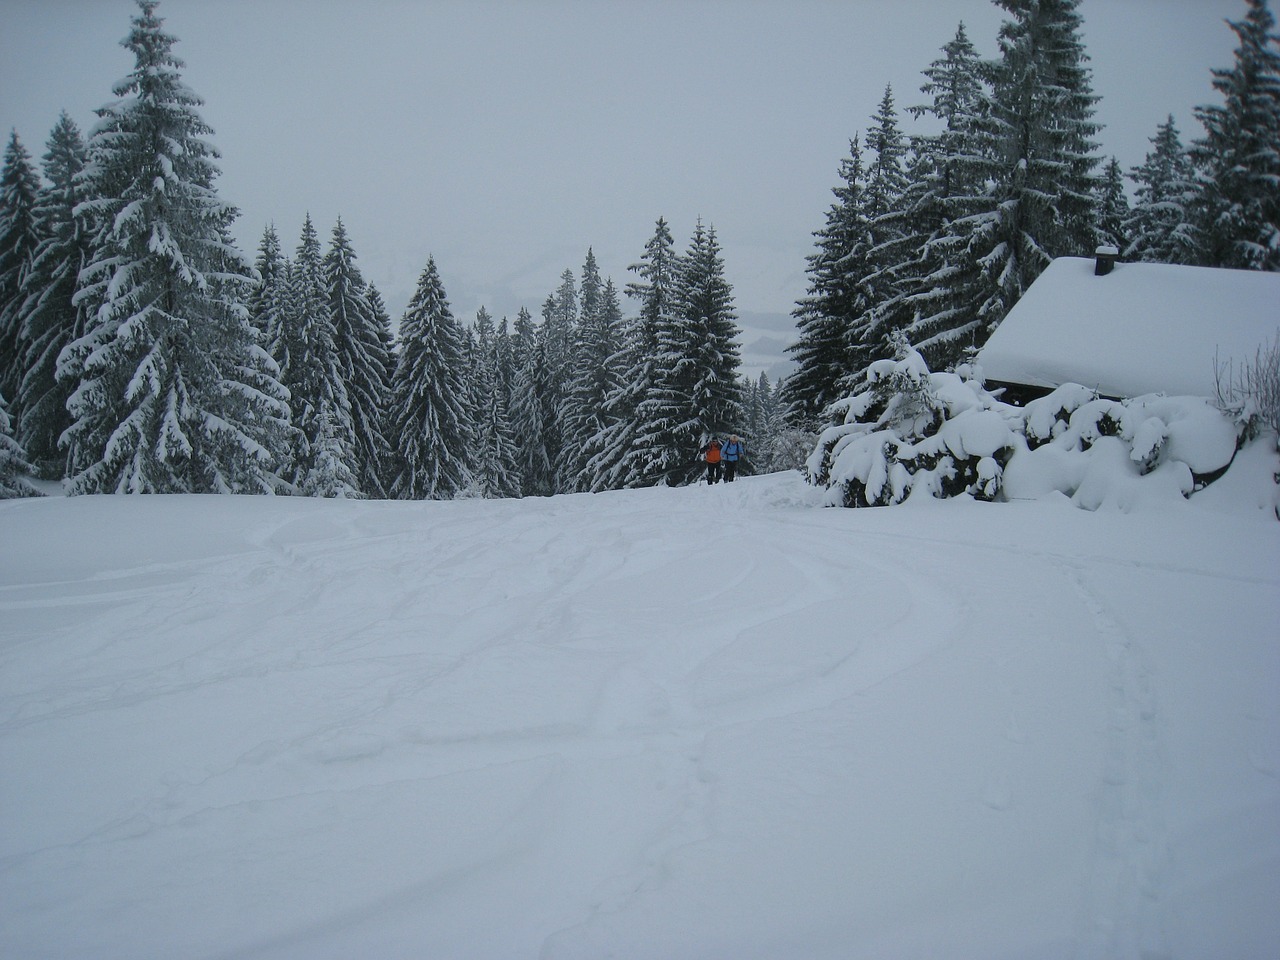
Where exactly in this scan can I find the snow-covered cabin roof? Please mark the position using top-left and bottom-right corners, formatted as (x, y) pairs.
(976, 256), (1280, 400)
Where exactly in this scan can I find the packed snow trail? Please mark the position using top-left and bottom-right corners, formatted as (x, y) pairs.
(0, 472), (1277, 959)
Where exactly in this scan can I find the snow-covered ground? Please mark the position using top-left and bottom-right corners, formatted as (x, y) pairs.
(1, 468), (1277, 959)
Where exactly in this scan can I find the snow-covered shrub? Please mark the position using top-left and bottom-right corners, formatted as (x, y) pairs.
(1215, 329), (1280, 435)
(807, 346), (1262, 513)
(1002, 393), (1239, 510)
(806, 346), (1020, 507)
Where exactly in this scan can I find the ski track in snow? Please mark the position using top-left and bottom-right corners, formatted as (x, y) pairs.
(1, 474), (1277, 959)
(1061, 558), (1170, 960)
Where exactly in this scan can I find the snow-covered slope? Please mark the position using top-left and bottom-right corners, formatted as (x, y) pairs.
(1, 473), (1277, 959)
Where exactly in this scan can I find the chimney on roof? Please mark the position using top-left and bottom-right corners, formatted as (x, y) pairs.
(1095, 245), (1119, 276)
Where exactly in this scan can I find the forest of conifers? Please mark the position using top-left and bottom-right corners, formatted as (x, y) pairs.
(1, 0), (1277, 500)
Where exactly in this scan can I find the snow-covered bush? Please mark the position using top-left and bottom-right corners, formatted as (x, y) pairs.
(807, 346), (1263, 513)
(806, 346), (1021, 506)
(1215, 329), (1280, 437)
(1002, 389), (1240, 510)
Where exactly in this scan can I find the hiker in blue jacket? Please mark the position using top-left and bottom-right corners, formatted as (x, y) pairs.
(721, 434), (744, 482)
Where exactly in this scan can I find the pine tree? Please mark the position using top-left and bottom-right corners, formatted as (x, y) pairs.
(595, 216), (682, 488)
(628, 219), (744, 487)
(912, 21), (990, 202)
(560, 272), (624, 491)
(493, 313), (515, 403)
(1190, 0), (1280, 271)
(1123, 116), (1202, 264)
(544, 268), (578, 388)
(671, 221), (743, 466)
(559, 251), (624, 492)
(841, 85), (913, 393)
(962, 0), (1102, 336)
(1094, 157), (1130, 252)
(279, 215), (360, 497)
(537, 271), (577, 490)
(15, 114), (92, 477)
(888, 22), (995, 374)
(0, 389), (41, 498)
(388, 256), (472, 499)
(757, 372), (787, 472)
(508, 333), (554, 497)
(742, 371), (790, 474)
(469, 308), (520, 498)
(248, 224), (286, 349)
(325, 218), (393, 497)
(0, 131), (44, 416)
(61, 0), (290, 494)
(365, 284), (396, 359)
(781, 138), (869, 427)
(510, 306), (536, 373)
(506, 306), (550, 494)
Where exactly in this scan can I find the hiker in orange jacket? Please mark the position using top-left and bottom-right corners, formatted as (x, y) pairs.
(701, 437), (723, 484)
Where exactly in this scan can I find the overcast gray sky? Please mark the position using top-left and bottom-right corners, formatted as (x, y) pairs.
(0, 0), (1246, 329)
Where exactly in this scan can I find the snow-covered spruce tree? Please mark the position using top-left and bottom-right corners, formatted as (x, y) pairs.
(0, 130), (44, 417)
(492, 312), (516, 405)
(584, 217), (681, 489)
(364, 280), (398, 485)
(1190, 0), (1280, 272)
(509, 306), (536, 376)
(504, 306), (550, 495)
(456, 322), (482, 490)
(953, 0), (1103, 339)
(536, 272), (577, 491)
(886, 22), (995, 376)
(1123, 115), (1203, 265)
(807, 335), (1018, 506)
(610, 216), (687, 487)
(575, 282), (635, 493)
(0, 390), (41, 498)
(61, 0), (290, 494)
(744, 374), (765, 440)
(388, 256), (472, 499)
(560, 253), (625, 492)
(509, 331), (555, 497)
(1094, 157), (1130, 252)
(544, 269), (578, 397)
(247, 224), (286, 353)
(781, 138), (870, 428)
(469, 309), (521, 498)
(277, 215), (360, 497)
(839, 85), (913, 395)
(632, 223), (707, 487)
(662, 219), (743, 482)
(325, 218), (393, 497)
(16, 114), (93, 478)
(743, 371), (796, 473)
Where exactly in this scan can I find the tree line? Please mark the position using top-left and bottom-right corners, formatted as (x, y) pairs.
(781, 0), (1280, 429)
(3, 0), (1276, 499)
(0, 0), (799, 499)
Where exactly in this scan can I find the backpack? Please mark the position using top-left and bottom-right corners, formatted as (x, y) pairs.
(706, 440), (722, 463)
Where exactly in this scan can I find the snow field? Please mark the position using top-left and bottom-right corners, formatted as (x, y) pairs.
(1, 471), (1277, 959)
